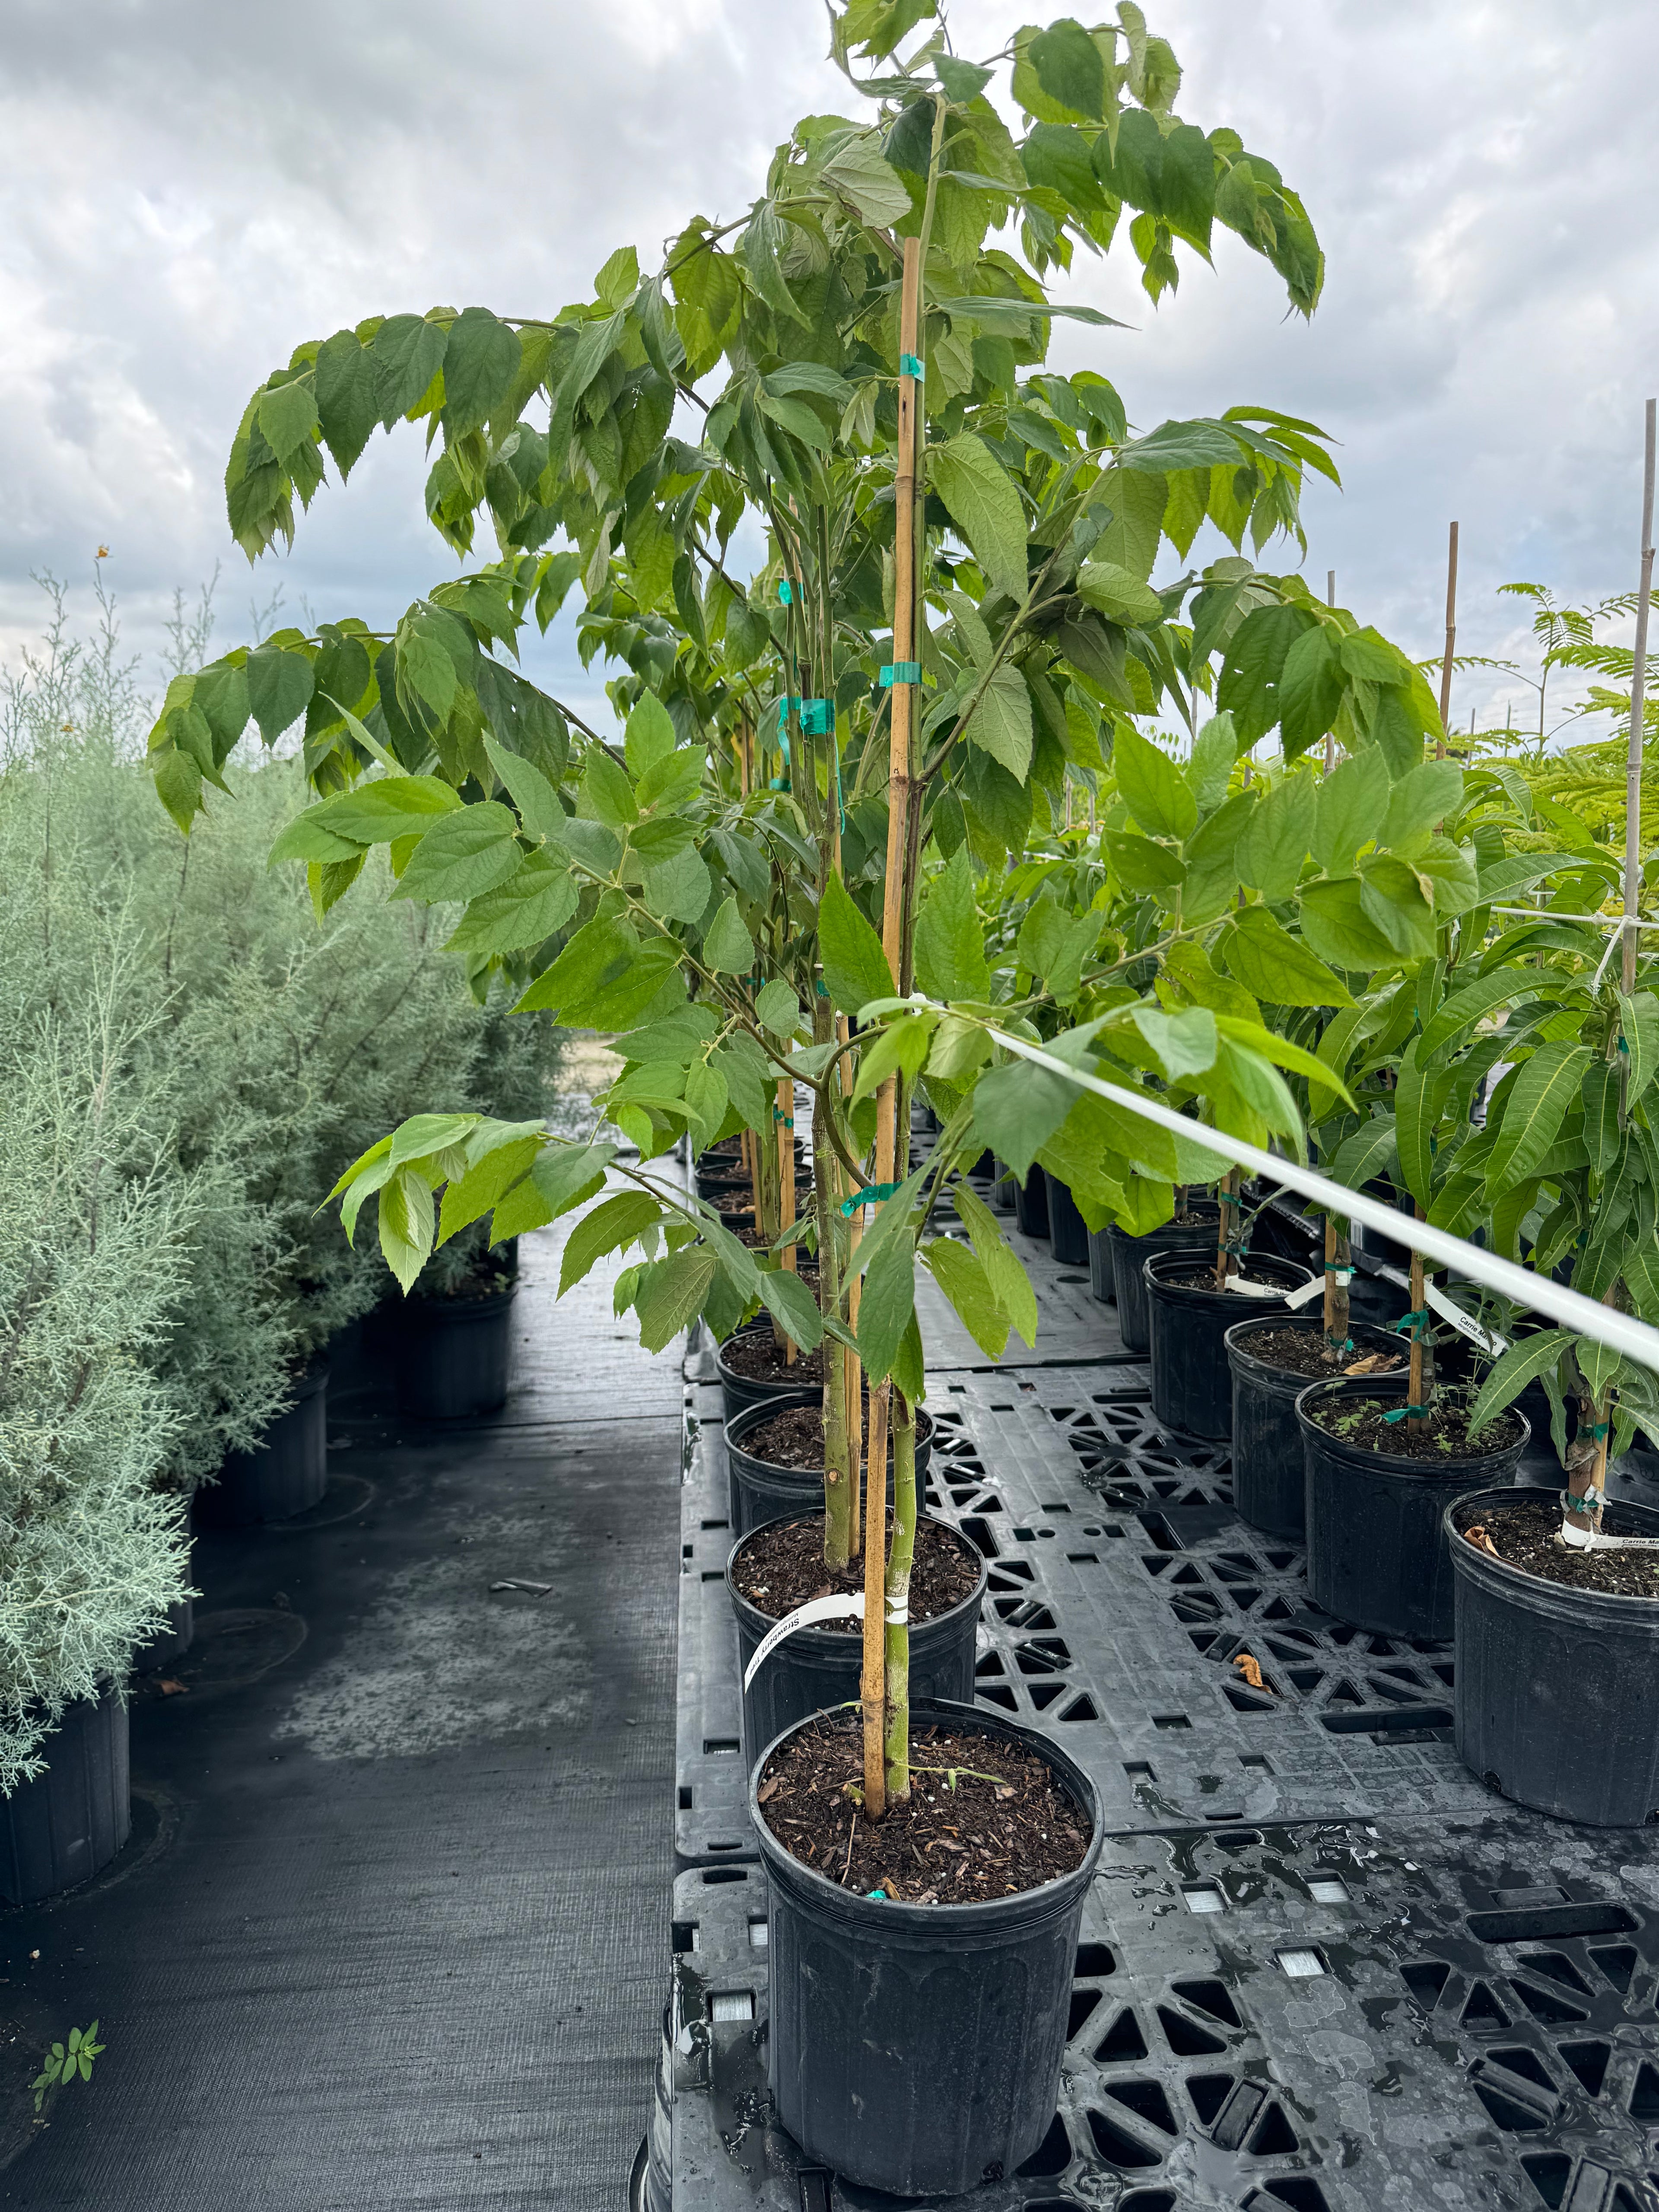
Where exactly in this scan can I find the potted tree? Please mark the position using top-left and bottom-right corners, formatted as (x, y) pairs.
(144, 0), (1453, 2187)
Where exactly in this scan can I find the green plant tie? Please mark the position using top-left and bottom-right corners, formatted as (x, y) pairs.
(773, 1109), (793, 1127)
(1590, 1421), (1611, 1439)
(1394, 1309), (1430, 1339)
(865, 1888), (887, 1900)
(880, 661), (921, 687)
(1324, 1265), (1353, 1283)
(1565, 1490), (1603, 1514)
(899, 353), (924, 379)
(841, 1182), (899, 1217)
(778, 580), (793, 604)
(768, 775), (790, 791)
(815, 979), (830, 997)
(1382, 1405), (1431, 1423)
(799, 698), (835, 735)
(776, 696), (801, 731)
(1619, 1035), (1630, 1054)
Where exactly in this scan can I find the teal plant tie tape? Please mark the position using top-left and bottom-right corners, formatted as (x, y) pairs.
(777, 696), (802, 731)
(1394, 1309), (1430, 1338)
(778, 580), (793, 604)
(1382, 1405), (1430, 1424)
(899, 353), (924, 379)
(865, 1888), (887, 1900)
(1590, 1421), (1611, 1439)
(768, 775), (790, 791)
(880, 662), (921, 686)
(800, 697), (835, 735)
(773, 1110), (794, 1126)
(1619, 1035), (1630, 1053)
(1566, 1489), (1604, 1514)
(840, 1181), (900, 1217)
(815, 979), (830, 997)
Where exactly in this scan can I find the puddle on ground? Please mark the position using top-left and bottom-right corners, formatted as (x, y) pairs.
(273, 1510), (590, 1761)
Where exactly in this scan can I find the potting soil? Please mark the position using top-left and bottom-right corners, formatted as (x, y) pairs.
(731, 1513), (978, 1627)
(0, 1197), (680, 2210)
(662, 1164), (1659, 2211)
(1470, 1496), (1659, 1597)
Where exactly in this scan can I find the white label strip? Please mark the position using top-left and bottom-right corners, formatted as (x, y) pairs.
(1373, 1263), (1509, 1360)
(743, 1594), (864, 1691)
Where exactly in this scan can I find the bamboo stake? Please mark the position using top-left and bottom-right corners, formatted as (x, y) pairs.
(1437, 521), (1459, 758)
(1407, 1203), (1430, 1426)
(861, 1383), (889, 1820)
(1623, 400), (1655, 1001)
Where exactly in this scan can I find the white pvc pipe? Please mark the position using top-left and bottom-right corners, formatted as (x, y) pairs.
(972, 1020), (1659, 1380)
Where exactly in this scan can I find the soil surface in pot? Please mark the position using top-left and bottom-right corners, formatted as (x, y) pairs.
(416, 1268), (515, 1305)
(757, 1713), (1091, 1904)
(1305, 1392), (1523, 1461)
(722, 1333), (826, 1389)
(1459, 1497), (1659, 1598)
(1240, 1327), (1405, 1381)
(743, 1402), (933, 1471)
(1165, 1267), (1284, 1294)
(733, 1515), (978, 1627)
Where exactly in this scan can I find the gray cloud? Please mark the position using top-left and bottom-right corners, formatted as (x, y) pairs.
(2, 0), (1655, 742)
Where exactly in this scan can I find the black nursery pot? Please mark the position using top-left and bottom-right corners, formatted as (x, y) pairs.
(132, 1589), (196, 1677)
(753, 1699), (1103, 2197)
(396, 1284), (517, 1420)
(1296, 1380), (1529, 1640)
(0, 1686), (130, 1905)
(715, 1321), (818, 1421)
(727, 1513), (987, 1765)
(1106, 1204), (1221, 1354)
(1224, 1315), (1404, 1541)
(1012, 1166), (1050, 1239)
(1145, 1254), (1314, 1440)
(1448, 1486), (1659, 1825)
(1042, 1172), (1089, 1266)
(1087, 1226), (1116, 1305)
(198, 1360), (329, 1528)
(725, 1393), (935, 1538)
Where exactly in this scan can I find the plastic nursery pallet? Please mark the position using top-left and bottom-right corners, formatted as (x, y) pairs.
(647, 1818), (1659, 2212)
(672, 1349), (1556, 1865)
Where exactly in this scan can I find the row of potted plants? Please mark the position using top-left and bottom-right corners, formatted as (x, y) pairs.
(142, 2), (1657, 2196)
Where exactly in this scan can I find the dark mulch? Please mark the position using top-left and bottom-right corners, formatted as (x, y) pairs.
(757, 1714), (1091, 1904)
(732, 1514), (979, 1627)
(1242, 1325), (1405, 1381)
(1166, 1268), (1290, 1295)
(1305, 1390), (1523, 1461)
(741, 1402), (934, 1471)
(1462, 1499), (1659, 1598)
(722, 1331), (825, 1388)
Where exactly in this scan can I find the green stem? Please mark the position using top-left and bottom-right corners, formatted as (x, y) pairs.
(883, 1393), (917, 1801)
(814, 989), (854, 1570)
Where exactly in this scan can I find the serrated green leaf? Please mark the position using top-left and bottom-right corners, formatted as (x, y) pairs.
(923, 1239), (1010, 1360)
(930, 433), (1027, 598)
(1115, 723), (1196, 840)
(953, 1180), (1039, 1345)
(1238, 773), (1315, 902)
(1219, 906), (1354, 1009)
(818, 872), (895, 1016)
(389, 801), (522, 904)
(702, 896), (755, 975)
(914, 845), (990, 1000)
(1312, 748), (1390, 876)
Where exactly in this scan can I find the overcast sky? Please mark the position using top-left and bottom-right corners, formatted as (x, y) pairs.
(2, 0), (1655, 747)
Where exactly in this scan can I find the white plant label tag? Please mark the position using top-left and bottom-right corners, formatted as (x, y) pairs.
(743, 1594), (864, 1691)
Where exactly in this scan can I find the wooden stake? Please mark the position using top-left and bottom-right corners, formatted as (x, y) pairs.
(861, 1382), (888, 1821)
(1437, 521), (1459, 759)
(1407, 1204), (1429, 1426)
(1623, 401), (1655, 999)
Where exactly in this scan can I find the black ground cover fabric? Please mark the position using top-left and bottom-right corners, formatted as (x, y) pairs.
(0, 1220), (679, 2209)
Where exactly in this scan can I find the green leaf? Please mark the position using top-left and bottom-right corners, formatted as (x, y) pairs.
(1297, 876), (1403, 972)
(444, 852), (580, 955)
(257, 378), (319, 468)
(1418, 969), (1572, 1058)
(1185, 711), (1243, 812)
(439, 1134), (543, 1245)
(1016, 899), (1099, 1004)
(702, 895), (755, 975)
(560, 1191), (666, 1295)
(936, 53), (993, 101)
(1358, 855), (1437, 958)
(635, 1249), (718, 1352)
(483, 733), (566, 845)
(440, 306), (521, 440)
(755, 979), (802, 1036)
(378, 1165), (436, 1293)
(1484, 1042), (1594, 1199)
(389, 801), (522, 904)
(1621, 990), (1659, 1107)
(246, 645), (315, 745)
(1114, 723), (1196, 840)
(741, 202), (809, 326)
(581, 747), (639, 829)
(1219, 906), (1354, 1009)
(1029, 17), (1105, 118)
(317, 775), (463, 844)
(1467, 1329), (1576, 1439)
(1325, 1112), (1398, 1195)
(1312, 749), (1390, 876)
(515, 916), (683, 1027)
(930, 433), (1027, 599)
(1340, 626), (1410, 686)
(1218, 602), (1315, 744)
(971, 1056), (1076, 1177)
(818, 873), (896, 1016)
(683, 1061), (728, 1146)
(1091, 467), (1166, 580)
(1238, 774), (1315, 901)
(1394, 1037), (1448, 1209)
(1413, 836), (1481, 916)
(1276, 623), (1345, 760)
(821, 130), (915, 226)
(1075, 559), (1163, 626)
(625, 692), (678, 782)
(923, 1239), (1010, 1359)
(372, 312), (448, 424)
(1380, 758), (1465, 855)
(314, 330), (378, 478)
(1132, 1003), (1219, 1079)
(267, 805), (365, 867)
(852, 1012), (936, 1106)
(758, 1266), (824, 1350)
(964, 661), (1033, 782)
(914, 846), (990, 1000)
(953, 1181), (1039, 1344)
(858, 1227), (918, 1385)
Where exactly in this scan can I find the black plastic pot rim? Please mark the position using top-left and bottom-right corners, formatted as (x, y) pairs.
(1445, 1484), (1659, 1617)
(1294, 1377), (1531, 1473)
(1144, 1252), (1312, 1303)
(748, 1698), (1104, 1938)
(409, 1282), (517, 1317)
(1108, 1206), (1220, 1242)
(725, 1510), (988, 1641)
(726, 1393), (935, 1476)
